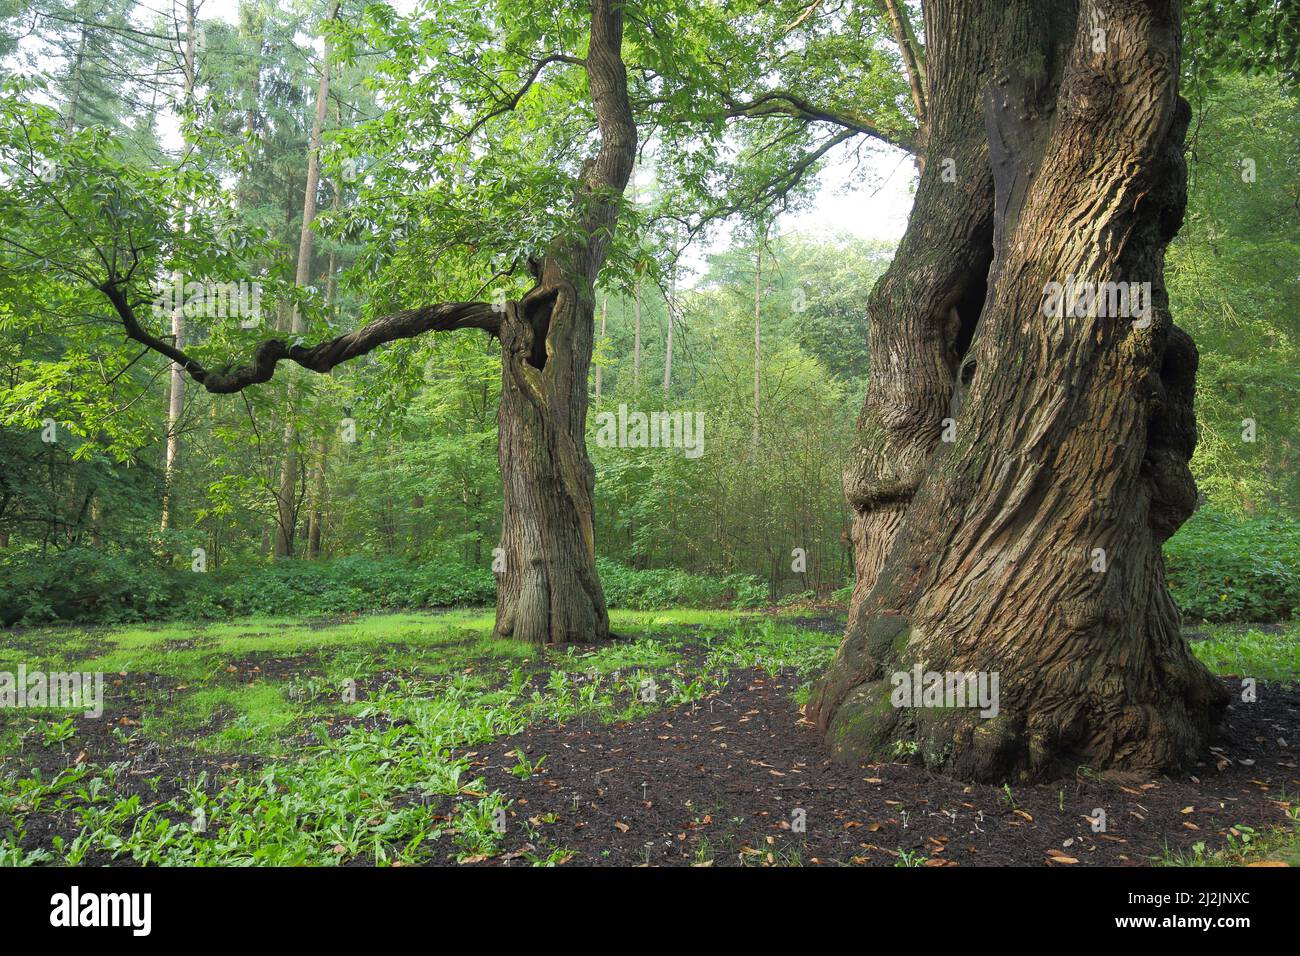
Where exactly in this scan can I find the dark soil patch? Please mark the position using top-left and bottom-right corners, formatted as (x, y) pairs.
(213, 651), (330, 686)
(4, 744), (261, 867)
(455, 670), (1298, 866)
(0, 670), (266, 865)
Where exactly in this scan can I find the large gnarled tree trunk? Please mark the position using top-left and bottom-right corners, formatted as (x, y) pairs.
(492, 0), (634, 643)
(102, 0), (634, 646)
(811, 0), (1227, 781)
(493, 270), (611, 644)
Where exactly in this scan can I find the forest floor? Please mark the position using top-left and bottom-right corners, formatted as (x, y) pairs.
(1, 608), (1297, 867)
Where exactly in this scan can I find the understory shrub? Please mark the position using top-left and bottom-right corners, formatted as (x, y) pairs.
(182, 557), (498, 619)
(0, 551), (769, 626)
(1164, 508), (1299, 622)
(0, 552), (497, 626)
(596, 558), (767, 610)
(0, 548), (179, 625)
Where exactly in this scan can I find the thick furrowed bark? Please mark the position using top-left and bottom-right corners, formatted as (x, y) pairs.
(813, 0), (1227, 781)
(492, 382), (608, 645)
(489, 0), (633, 644)
(843, 0), (1044, 606)
(493, 272), (609, 645)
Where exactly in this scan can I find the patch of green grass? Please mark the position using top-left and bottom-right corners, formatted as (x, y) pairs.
(1159, 819), (1300, 866)
(149, 683), (307, 753)
(0, 610), (842, 865)
(610, 608), (760, 630)
(5, 608), (1297, 867)
(6, 610), (495, 676)
(1191, 623), (1300, 687)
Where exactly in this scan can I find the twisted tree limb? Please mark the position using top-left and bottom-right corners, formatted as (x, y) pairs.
(99, 279), (499, 394)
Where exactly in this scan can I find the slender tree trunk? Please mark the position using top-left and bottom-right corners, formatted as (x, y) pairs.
(273, 400), (301, 562)
(632, 277), (642, 388)
(303, 442), (329, 561)
(68, 485), (93, 547)
(275, 2), (338, 558)
(236, 1), (264, 210)
(291, 3), (336, 309)
(631, 172), (642, 389)
(160, 294), (186, 532)
(160, 0), (197, 535)
(306, 181), (342, 560)
(595, 293), (607, 403)
(662, 306), (673, 392)
(90, 495), (102, 548)
(810, 0), (1226, 781)
(63, 25), (87, 130)
(492, 0), (635, 645)
(752, 249), (760, 423)
(663, 226), (677, 393)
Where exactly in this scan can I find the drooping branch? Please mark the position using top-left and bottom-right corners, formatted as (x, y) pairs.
(878, 0), (928, 131)
(462, 53), (588, 142)
(91, 4), (633, 405)
(783, 0), (826, 36)
(664, 128), (858, 245)
(722, 90), (918, 153)
(99, 279), (499, 394)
